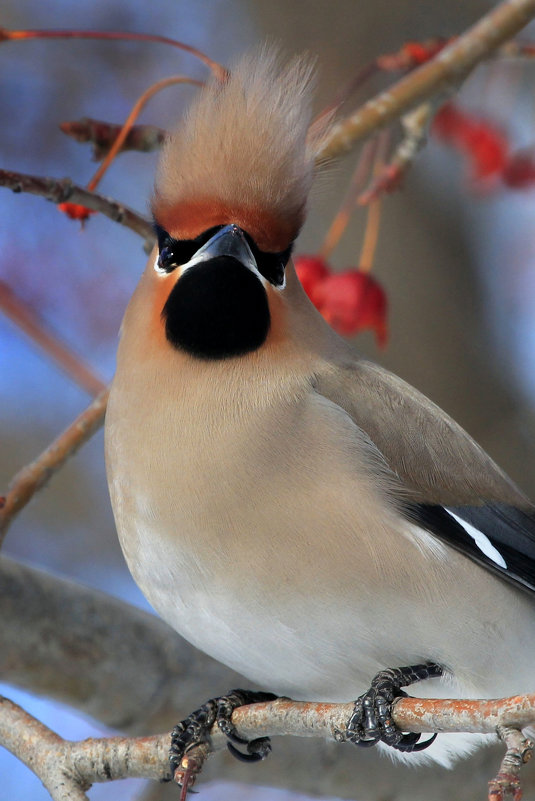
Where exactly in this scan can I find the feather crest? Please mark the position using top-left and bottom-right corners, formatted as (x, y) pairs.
(153, 48), (320, 250)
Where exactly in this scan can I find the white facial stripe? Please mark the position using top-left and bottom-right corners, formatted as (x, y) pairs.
(153, 252), (167, 275)
(153, 249), (275, 289)
(446, 509), (508, 569)
(153, 224), (286, 289)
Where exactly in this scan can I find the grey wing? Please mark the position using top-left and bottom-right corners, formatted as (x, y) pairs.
(315, 358), (535, 593)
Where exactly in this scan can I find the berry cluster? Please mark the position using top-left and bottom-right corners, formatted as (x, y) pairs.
(294, 256), (387, 347)
(433, 102), (535, 190)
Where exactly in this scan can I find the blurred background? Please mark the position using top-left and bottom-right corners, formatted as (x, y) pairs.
(1, 1), (535, 799)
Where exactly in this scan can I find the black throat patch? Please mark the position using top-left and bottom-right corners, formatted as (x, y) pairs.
(162, 256), (271, 360)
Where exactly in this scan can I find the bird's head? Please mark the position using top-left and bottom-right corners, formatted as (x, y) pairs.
(141, 48), (324, 361)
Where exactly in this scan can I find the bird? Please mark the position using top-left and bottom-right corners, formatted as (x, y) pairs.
(104, 48), (535, 772)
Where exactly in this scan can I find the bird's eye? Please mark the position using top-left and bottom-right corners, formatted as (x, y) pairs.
(153, 223), (225, 275)
(243, 233), (293, 288)
(157, 245), (177, 273)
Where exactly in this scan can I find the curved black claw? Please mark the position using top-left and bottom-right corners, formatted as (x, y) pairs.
(169, 689), (277, 777)
(215, 690), (277, 762)
(227, 737), (273, 763)
(337, 662), (442, 754)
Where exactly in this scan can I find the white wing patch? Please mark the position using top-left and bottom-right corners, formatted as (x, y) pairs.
(446, 509), (508, 569)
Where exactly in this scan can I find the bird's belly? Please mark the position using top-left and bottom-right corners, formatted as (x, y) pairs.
(118, 501), (373, 700)
(106, 383), (535, 705)
(115, 484), (535, 706)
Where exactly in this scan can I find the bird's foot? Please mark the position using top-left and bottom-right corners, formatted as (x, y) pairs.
(169, 689), (277, 787)
(335, 662), (443, 753)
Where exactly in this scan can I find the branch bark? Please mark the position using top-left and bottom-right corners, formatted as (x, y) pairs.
(2, 558), (535, 799)
(0, 696), (89, 801)
(0, 169), (155, 245)
(0, 557), (242, 731)
(0, 388), (109, 544)
(2, 685), (535, 801)
(318, 0), (535, 161)
(60, 118), (166, 160)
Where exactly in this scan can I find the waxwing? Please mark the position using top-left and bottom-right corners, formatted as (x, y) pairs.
(105, 49), (535, 770)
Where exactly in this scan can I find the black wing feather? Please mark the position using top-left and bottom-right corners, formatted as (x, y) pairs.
(405, 503), (535, 595)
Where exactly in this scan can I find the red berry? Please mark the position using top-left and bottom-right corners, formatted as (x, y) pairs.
(57, 202), (96, 221)
(294, 255), (330, 303)
(312, 269), (388, 347)
(433, 103), (509, 185)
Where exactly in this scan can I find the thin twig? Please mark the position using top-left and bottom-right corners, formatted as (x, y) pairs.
(60, 118), (166, 160)
(358, 130), (390, 272)
(358, 102), (433, 204)
(87, 75), (203, 192)
(488, 726), (533, 801)
(0, 387), (109, 544)
(317, 0), (535, 162)
(318, 138), (378, 260)
(0, 280), (106, 397)
(0, 27), (228, 82)
(224, 694), (535, 741)
(0, 169), (155, 245)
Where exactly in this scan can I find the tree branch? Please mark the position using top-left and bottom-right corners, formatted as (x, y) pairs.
(2, 558), (534, 799)
(0, 696), (89, 801)
(0, 388), (109, 544)
(0, 557), (242, 731)
(60, 118), (166, 160)
(318, 0), (535, 161)
(2, 683), (535, 801)
(0, 280), (106, 397)
(0, 169), (155, 245)
(0, 27), (228, 83)
(4, 2), (535, 249)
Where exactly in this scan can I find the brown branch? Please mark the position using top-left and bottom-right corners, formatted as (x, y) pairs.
(0, 696), (89, 801)
(60, 118), (166, 160)
(0, 557), (242, 733)
(0, 280), (106, 397)
(317, 0), (535, 162)
(219, 695), (535, 740)
(489, 726), (533, 800)
(0, 27), (228, 83)
(1, 559), (534, 797)
(0, 169), (155, 245)
(165, 695), (535, 796)
(56, 39), (535, 165)
(0, 696), (170, 801)
(2, 685), (535, 801)
(87, 75), (202, 192)
(358, 102), (433, 204)
(318, 137), (378, 260)
(0, 387), (109, 544)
